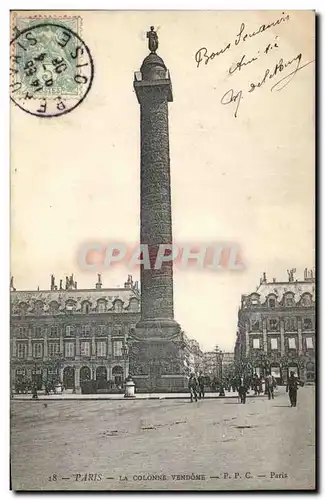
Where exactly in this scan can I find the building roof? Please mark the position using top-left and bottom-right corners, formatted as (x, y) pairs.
(254, 280), (315, 302)
(10, 286), (140, 314)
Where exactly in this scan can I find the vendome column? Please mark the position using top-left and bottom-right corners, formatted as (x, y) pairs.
(131, 27), (187, 391)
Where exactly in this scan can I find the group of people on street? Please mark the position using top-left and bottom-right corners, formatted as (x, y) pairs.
(188, 373), (205, 402)
(188, 370), (303, 407)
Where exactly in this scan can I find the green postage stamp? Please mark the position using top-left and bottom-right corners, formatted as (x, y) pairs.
(10, 13), (94, 117)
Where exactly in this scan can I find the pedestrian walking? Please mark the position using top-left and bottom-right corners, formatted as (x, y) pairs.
(238, 378), (248, 404)
(31, 383), (38, 400)
(286, 371), (303, 407)
(198, 372), (205, 399)
(188, 373), (198, 403)
(265, 373), (276, 400)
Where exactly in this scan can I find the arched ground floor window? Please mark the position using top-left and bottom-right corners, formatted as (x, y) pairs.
(305, 361), (315, 382)
(80, 366), (91, 381)
(112, 366), (124, 386)
(63, 366), (75, 390)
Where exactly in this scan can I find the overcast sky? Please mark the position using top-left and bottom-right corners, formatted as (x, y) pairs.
(11, 11), (315, 351)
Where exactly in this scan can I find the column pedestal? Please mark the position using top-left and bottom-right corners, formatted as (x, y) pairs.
(130, 323), (188, 392)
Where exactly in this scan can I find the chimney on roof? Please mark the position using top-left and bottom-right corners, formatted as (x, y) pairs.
(59, 279), (63, 290)
(10, 276), (16, 291)
(272, 278), (276, 283)
(304, 268), (308, 280)
(262, 272), (267, 283)
(74, 281), (77, 289)
(124, 274), (133, 289)
(51, 274), (56, 291)
(96, 273), (102, 289)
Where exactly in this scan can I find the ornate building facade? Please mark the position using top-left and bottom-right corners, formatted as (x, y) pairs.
(10, 274), (141, 393)
(234, 268), (316, 383)
(10, 274), (203, 393)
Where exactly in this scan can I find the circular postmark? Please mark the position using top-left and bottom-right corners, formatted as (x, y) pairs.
(10, 23), (94, 117)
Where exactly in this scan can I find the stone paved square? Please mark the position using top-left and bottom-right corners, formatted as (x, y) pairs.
(10, 386), (315, 491)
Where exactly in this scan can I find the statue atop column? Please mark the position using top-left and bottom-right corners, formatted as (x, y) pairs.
(147, 26), (158, 53)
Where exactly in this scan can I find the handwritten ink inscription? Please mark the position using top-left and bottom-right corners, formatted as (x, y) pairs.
(194, 12), (315, 118)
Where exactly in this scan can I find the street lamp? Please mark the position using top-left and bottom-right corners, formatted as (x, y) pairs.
(215, 346), (225, 396)
(122, 340), (129, 382)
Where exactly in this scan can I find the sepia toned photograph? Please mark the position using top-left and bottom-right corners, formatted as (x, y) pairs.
(10, 10), (315, 491)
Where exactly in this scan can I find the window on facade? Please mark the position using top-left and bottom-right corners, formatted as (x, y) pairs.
(114, 301), (122, 313)
(285, 295), (295, 307)
(19, 302), (28, 315)
(81, 325), (91, 336)
(65, 342), (75, 358)
(19, 326), (28, 337)
(269, 298), (276, 308)
(48, 342), (60, 357)
(302, 294), (312, 306)
(288, 338), (296, 349)
(80, 341), (91, 357)
(251, 319), (260, 332)
(252, 338), (260, 349)
(34, 301), (43, 314)
(66, 326), (72, 336)
(113, 340), (123, 356)
(97, 341), (107, 357)
(306, 337), (313, 349)
(82, 302), (90, 313)
(129, 298), (139, 311)
(65, 300), (76, 311)
(269, 319), (279, 331)
(49, 301), (59, 313)
(33, 342), (43, 358)
(271, 338), (278, 350)
(50, 325), (58, 336)
(17, 343), (27, 359)
(97, 324), (106, 335)
(34, 326), (42, 337)
(97, 301), (106, 313)
(303, 318), (313, 330)
(285, 317), (297, 331)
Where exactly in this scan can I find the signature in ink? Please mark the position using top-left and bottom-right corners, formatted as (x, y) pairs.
(221, 53), (314, 118)
(220, 89), (243, 118)
(249, 53), (315, 93)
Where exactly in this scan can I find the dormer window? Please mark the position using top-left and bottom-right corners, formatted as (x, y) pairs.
(129, 298), (139, 312)
(285, 294), (295, 307)
(97, 300), (106, 313)
(250, 294), (260, 306)
(65, 300), (76, 312)
(49, 301), (59, 313)
(268, 297), (276, 308)
(18, 302), (28, 315)
(34, 300), (44, 314)
(114, 300), (123, 313)
(81, 301), (91, 314)
(301, 294), (312, 307)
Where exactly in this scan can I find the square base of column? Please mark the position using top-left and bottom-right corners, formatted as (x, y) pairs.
(129, 323), (189, 393)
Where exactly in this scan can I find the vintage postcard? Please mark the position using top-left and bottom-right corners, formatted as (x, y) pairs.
(10, 10), (315, 491)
